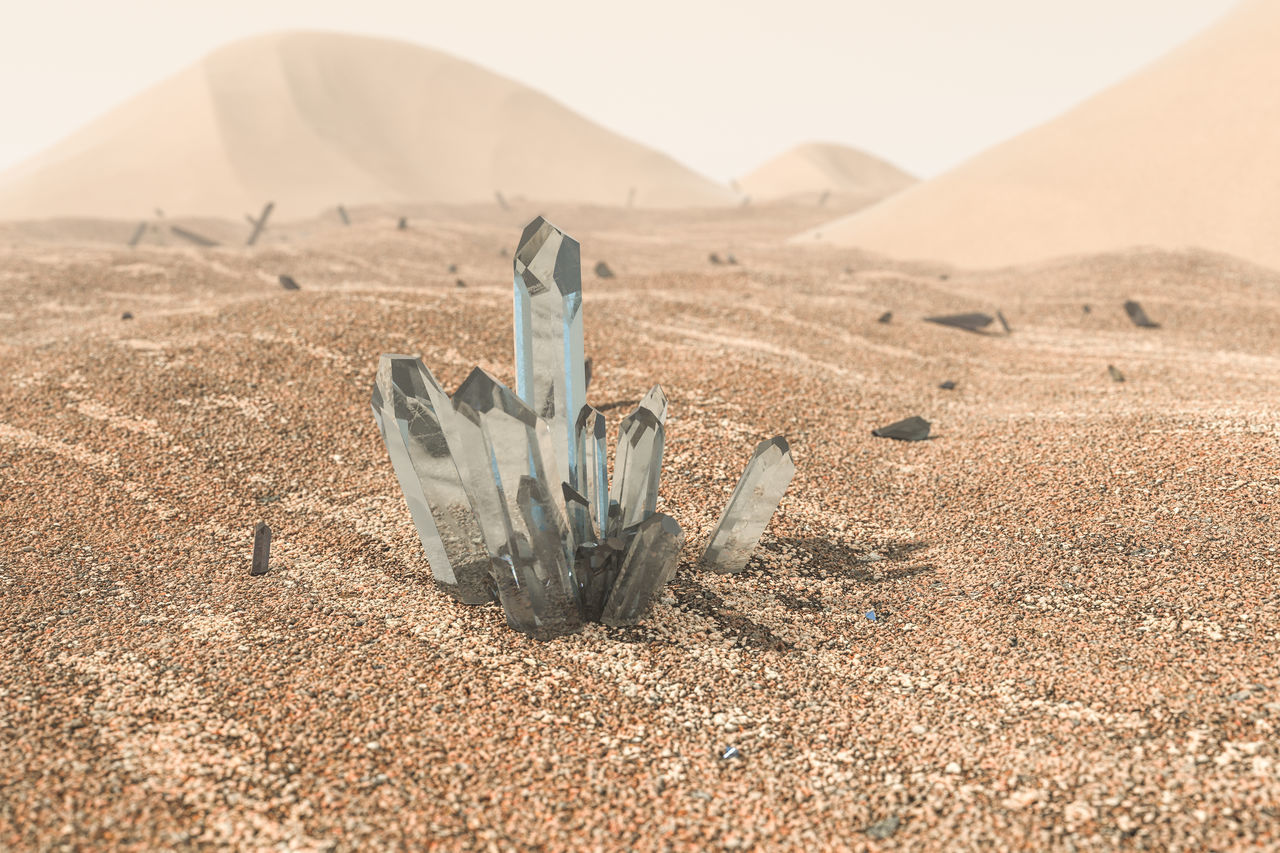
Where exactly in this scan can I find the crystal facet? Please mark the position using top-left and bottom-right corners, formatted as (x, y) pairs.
(513, 217), (585, 488)
(601, 513), (685, 626)
(609, 408), (664, 534)
(702, 436), (795, 574)
(638, 384), (668, 426)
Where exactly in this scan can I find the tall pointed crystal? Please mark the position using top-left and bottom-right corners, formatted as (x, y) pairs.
(513, 217), (585, 488)
(601, 513), (685, 626)
(608, 408), (664, 535)
(370, 357), (457, 594)
(702, 436), (795, 574)
(638, 384), (668, 426)
(573, 405), (609, 542)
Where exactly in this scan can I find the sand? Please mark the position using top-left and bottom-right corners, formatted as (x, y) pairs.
(0, 32), (736, 222)
(797, 0), (1280, 271)
(738, 143), (914, 207)
(2, 203), (1279, 849)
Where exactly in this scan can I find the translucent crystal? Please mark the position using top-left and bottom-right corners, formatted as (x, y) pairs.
(701, 436), (795, 574)
(573, 405), (609, 541)
(372, 355), (494, 603)
(513, 217), (585, 489)
(608, 408), (664, 535)
(601, 513), (685, 626)
(638, 384), (668, 426)
(563, 482), (596, 550)
(371, 361), (454, 588)
(452, 368), (577, 610)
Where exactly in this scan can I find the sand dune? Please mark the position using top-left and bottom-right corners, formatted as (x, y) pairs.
(738, 142), (914, 204)
(796, 0), (1280, 270)
(0, 32), (736, 221)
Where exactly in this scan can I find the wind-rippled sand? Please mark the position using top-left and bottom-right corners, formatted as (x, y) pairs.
(2, 204), (1278, 850)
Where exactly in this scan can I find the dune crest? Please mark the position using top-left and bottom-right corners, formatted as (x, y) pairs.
(0, 31), (735, 220)
(796, 0), (1280, 270)
(738, 142), (914, 204)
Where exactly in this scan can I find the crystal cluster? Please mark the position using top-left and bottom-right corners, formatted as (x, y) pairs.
(371, 217), (795, 638)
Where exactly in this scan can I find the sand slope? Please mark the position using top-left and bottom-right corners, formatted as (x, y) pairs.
(797, 0), (1280, 270)
(738, 142), (914, 204)
(0, 32), (735, 220)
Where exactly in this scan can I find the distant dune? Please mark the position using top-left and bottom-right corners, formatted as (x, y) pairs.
(796, 0), (1280, 271)
(0, 31), (736, 221)
(738, 142), (914, 204)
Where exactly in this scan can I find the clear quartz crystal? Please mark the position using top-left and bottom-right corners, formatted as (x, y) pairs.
(371, 357), (455, 589)
(452, 368), (578, 603)
(702, 436), (795, 574)
(573, 405), (609, 541)
(638, 384), (668, 426)
(602, 513), (685, 626)
(608, 408), (664, 535)
(513, 217), (585, 489)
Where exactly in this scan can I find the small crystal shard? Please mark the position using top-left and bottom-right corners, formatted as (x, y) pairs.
(601, 513), (685, 626)
(573, 406), (609, 542)
(1124, 300), (1160, 328)
(609, 408), (664, 534)
(251, 522), (271, 576)
(702, 436), (795, 574)
(872, 416), (931, 441)
(513, 217), (585, 488)
(925, 312), (993, 332)
(996, 310), (1011, 333)
(638, 384), (668, 426)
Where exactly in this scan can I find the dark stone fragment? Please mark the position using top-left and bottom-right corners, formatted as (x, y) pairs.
(594, 261), (615, 278)
(877, 311), (893, 324)
(251, 522), (272, 576)
(938, 380), (956, 390)
(127, 222), (146, 247)
(708, 253), (723, 265)
(1124, 300), (1160, 328)
(1083, 304), (1092, 314)
(997, 310), (1011, 333)
(872, 416), (931, 441)
(169, 225), (218, 247)
(455, 279), (466, 288)
(447, 264), (457, 273)
(121, 312), (134, 321)
(866, 816), (901, 840)
(278, 275), (300, 291)
(925, 312), (994, 333)
(397, 217), (408, 230)
(726, 254), (739, 265)
(337, 205), (350, 225)
(1108, 365), (1126, 383)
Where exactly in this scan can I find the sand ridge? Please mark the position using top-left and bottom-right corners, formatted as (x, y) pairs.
(797, 0), (1280, 271)
(738, 142), (915, 206)
(0, 32), (737, 222)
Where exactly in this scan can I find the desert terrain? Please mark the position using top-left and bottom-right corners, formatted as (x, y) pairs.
(2, 200), (1279, 850)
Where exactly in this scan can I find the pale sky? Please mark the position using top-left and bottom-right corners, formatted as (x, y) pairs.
(0, 0), (1240, 182)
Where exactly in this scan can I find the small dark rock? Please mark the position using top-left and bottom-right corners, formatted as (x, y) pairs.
(278, 275), (300, 291)
(447, 264), (457, 273)
(938, 380), (957, 390)
(251, 522), (272, 576)
(455, 279), (467, 288)
(872, 416), (931, 441)
(594, 261), (615, 279)
(397, 217), (408, 230)
(996, 310), (1012, 333)
(708, 253), (723, 265)
(925, 312), (993, 333)
(1108, 365), (1126, 383)
(1124, 300), (1160, 328)
(121, 312), (134, 321)
(877, 311), (893, 324)
(726, 254), (739, 265)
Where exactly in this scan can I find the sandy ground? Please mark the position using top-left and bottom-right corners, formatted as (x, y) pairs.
(2, 203), (1279, 850)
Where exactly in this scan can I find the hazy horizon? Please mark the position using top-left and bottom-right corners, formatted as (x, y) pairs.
(1, 0), (1240, 184)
